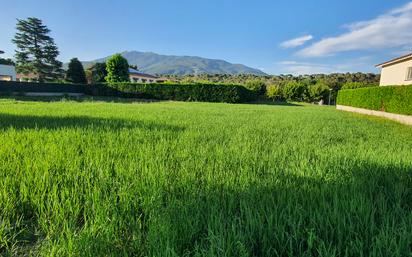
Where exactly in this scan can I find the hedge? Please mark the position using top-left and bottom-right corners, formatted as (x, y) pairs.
(0, 81), (86, 93)
(0, 81), (254, 103)
(337, 85), (412, 115)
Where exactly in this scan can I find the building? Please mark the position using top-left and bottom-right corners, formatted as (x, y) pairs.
(376, 53), (412, 86)
(129, 68), (166, 83)
(0, 50), (16, 81)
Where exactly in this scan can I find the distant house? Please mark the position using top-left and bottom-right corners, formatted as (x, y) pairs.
(376, 53), (412, 86)
(129, 68), (166, 83)
(0, 50), (16, 81)
(16, 73), (39, 82)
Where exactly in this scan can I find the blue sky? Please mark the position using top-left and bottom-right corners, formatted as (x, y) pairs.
(1, 0), (412, 75)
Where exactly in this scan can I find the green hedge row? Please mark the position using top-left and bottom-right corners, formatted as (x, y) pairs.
(0, 81), (254, 103)
(337, 85), (412, 115)
(0, 81), (86, 93)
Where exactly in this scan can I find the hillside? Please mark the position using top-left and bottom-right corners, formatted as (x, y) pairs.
(81, 51), (266, 76)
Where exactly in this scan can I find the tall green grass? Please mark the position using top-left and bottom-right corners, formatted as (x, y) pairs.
(0, 99), (411, 256)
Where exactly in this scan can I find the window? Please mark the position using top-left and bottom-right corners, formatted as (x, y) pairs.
(0, 75), (12, 81)
(406, 67), (412, 81)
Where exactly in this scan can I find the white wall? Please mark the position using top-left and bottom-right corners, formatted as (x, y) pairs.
(380, 58), (412, 86)
(0, 64), (16, 81)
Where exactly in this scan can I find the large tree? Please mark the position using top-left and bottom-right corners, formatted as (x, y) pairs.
(12, 17), (63, 81)
(105, 54), (130, 83)
(65, 58), (87, 84)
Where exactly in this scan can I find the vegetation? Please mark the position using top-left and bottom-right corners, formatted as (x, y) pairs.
(12, 17), (63, 81)
(86, 63), (107, 84)
(90, 82), (254, 103)
(308, 82), (330, 102)
(337, 85), (412, 115)
(245, 79), (266, 95)
(65, 58), (87, 84)
(105, 54), (130, 83)
(265, 84), (282, 101)
(282, 81), (307, 101)
(341, 81), (376, 90)
(0, 81), (253, 103)
(0, 58), (15, 66)
(0, 100), (411, 256)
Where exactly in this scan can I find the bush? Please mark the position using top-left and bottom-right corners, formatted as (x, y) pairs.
(282, 81), (307, 101)
(87, 83), (254, 103)
(341, 82), (376, 90)
(245, 79), (266, 95)
(0, 81), (255, 103)
(0, 81), (86, 93)
(337, 85), (412, 115)
(266, 84), (283, 101)
(308, 82), (330, 102)
(105, 54), (130, 83)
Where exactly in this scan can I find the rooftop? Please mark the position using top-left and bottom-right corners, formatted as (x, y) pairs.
(128, 68), (158, 79)
(376, 52), (412, 68)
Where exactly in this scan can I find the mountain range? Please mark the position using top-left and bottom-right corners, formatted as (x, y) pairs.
(79, 51), (266, 76)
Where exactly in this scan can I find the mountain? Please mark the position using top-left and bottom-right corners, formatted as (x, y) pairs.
(80, 51), (266, 76)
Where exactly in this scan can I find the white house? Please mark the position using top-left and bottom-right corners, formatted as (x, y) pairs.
(129, 68), (166, 83)
(0, 50), (16, 81)
(376, 53), (412, 86)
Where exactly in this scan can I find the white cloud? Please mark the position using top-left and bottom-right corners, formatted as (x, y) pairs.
(298, 2), (412, 57)
(277, 57), (373, 75)
(280, 35), (313, 48)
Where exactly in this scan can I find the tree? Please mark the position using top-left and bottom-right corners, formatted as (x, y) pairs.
(65, 58), (87, 84)
(245, 79), (266, 95)
(266, 84), (283, 101)
(308, 82), (330, 102)
(12, 17), (63, 81)
(105, 54), (130, 83)
(86, 63), (107, 84)
(282, 81), (307, 101)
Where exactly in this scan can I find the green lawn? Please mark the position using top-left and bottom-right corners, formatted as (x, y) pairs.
(0, 99), (411, 257)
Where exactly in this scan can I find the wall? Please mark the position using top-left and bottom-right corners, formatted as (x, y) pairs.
(380, 58), (412, 86)
(0, 65), (16, 81)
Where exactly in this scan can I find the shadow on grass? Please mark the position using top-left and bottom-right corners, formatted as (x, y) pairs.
(0, 113), (183, 132)
(248, 100), (303, 107)
(151, 160), (412, 257)
(0, 95), (161, 104)
(2, 151), (411, 256)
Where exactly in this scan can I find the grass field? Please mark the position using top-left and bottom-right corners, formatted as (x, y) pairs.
(0, 99), (411, 257)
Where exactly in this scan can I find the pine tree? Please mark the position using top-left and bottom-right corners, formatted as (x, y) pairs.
(12, 17), (63, 81)
(66, 58), (87, 84)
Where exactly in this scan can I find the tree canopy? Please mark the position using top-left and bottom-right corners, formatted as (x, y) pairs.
(65, 58), (87, 84)
(12, 17), (63, 81)
(105, 54), (130, 83)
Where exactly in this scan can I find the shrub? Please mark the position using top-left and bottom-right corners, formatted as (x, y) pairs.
(337, 85), (412, 115)
(282, 81), (307, 101)
(341, 82), (376, 90)
(65, 58), (87, 84)
(87, 83), (254, 103)
(0, 81), (255, 103)
(308, 82), (330, 102)
(266, 84), (283, 101)
(245, 79), (266, 95)
(0, 81), (86, 93)
(105, 54), (130, 83)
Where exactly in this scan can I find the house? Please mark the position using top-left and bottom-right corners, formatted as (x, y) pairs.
(16, 73), (39, 82)
(376, 53), (412, 86)
(0, 50), (16, 81)
(129, 68), (166, 83)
